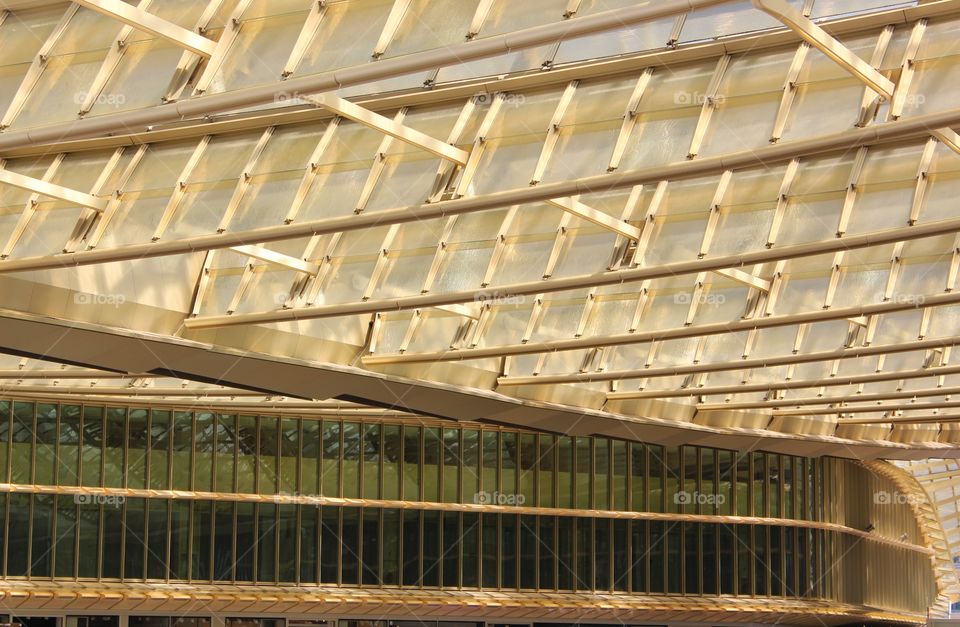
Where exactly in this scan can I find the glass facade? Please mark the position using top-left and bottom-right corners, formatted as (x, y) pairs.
(0, 400), (822, 519)
(0, 397), (936, 611)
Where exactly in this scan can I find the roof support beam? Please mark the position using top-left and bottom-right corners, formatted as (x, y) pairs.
(72, 0), (217, 57)
(608, 363), (960, 400)
(303, 94), (469, 164)
(228, 245), (319, 275)
(497, 336), (960, 387)
(932, 127), (960, 155)
(751, 0), (895, 98)
(703, 386), (960, 411)
(360, 290), (960, 365)
(7, 105), (960, 274)
(183, 215), (960, 330)
(546, 197), (642, 240)
(0, 167), (107, 211)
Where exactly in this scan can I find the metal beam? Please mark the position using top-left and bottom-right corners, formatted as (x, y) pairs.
(932, 127), (960, 154)
(303, 94), (470, 164)
(0, 0), (737, 151)
(497, 336), (960, 387)
(607, 364), (960, 400)
(698, 386), (960, 410)
(72, 0), (217, 57)
(0, 168), (107, 211)
(751, 0), (895, 98)
(546, 197), (642, 240)
(183, 216), (960, 330)
(7, 101), (959, 276)
(228, 245), (319, 275)
(359, 290), (960, 365)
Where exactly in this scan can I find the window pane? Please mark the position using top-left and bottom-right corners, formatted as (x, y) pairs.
(35, 404), (57, 486)
(214, 502), (234, 581)
(517, 434), (536, 507)
(256, 503), (277, 582)
(538, 435), (555, 509)
(300, 419), (321, 497)
(403, 426), (421, 500)
(124, 498), (146, 579)
(362, 508), (380, 585)
(519, 514), (536, 590)
(299, 504), (318, 583)
(171, 412), (193, 491)
(461, 511), (479, 588)
(102, 497), (124, 579)
(146, 499), (167, 579)
(78, 498), (101, 578)
(30, 494), (53, 577)
(192, 500), (212, 581)
(320, 507), (339, 583)
(10, 402), (34, 484)
(278, 504), (297, 583)
(236, 415), (258, 494)
(461, 429), (480, 505)
(104, 407), (126, 488)
(341, 507), (360, 584)
(126, 409), (148, 490)
(362, 424), (381, 500)
(216, 415), (237, 493)
(442, 428), (460, 503)
(342, 422), (361, 499)
(383, 509), (401, 585)
(169, 499), (190, 580)
(7, 493), (28, 575)
(195, 413), (215, 492)
(58, 405), (81, 487)
(500, 514), (517, 589)
(149, 411), (171, 490)
(442, 511), (459, 587)
(55, 495), (77, 578)
(258, 417), (279, 494)
(422, 509), (440, 586)
(422, 427), (441, 503)
(278, 419), (299, 495)
(321, 421), (341, 497)
(235, 502), (255, 581)
(382, 424), (402, 500)
(81, 406), (104, 487)
(593, 438), (610, 511)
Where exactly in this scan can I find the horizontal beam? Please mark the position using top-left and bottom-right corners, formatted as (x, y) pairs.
(751, 0), (895, 98)
(840, 414), (960, 425)
(0, 0), (735, 152)
(229, 244), (319, 275)
(546, 197), (642, 240)
(10, 307), (947, 460)
(0, 385), (262, 397)
(699, 385), (960, 411)
(304, 94), (469, 164)
(186, 215), (960, 331)
(774, 401), (960, 416)
(606, 364), (960, 400)
(5, 104), (960, 275)
(73, 0), (217, 57)
(497, 336), (960, 386)
(0, 168), (107, 211)
(361, 289), (960, 365)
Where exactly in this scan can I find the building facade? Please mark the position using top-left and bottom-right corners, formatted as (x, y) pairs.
(0, 399), (943, 625)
